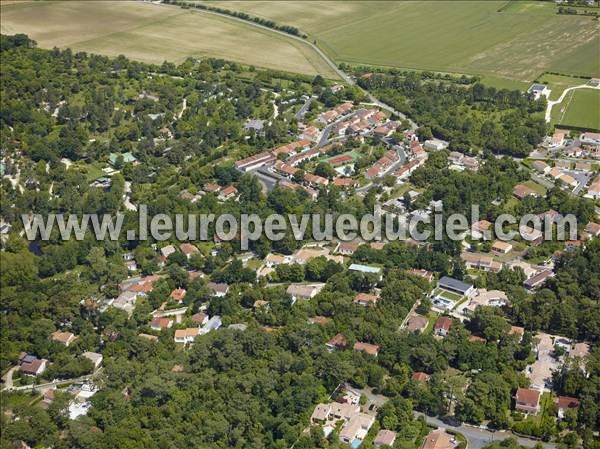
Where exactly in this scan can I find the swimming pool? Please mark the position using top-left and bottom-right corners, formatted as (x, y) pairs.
(351, 438), (363, 448)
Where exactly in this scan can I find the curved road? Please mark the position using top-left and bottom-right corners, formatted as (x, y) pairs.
(357, 386), (555, 449)
(153, 2), (417, 130)
(3, 372), (99, 393)
(545, 84), (599, 122)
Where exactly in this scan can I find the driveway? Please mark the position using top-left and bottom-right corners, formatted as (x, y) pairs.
(295, 97), (314, 121)
(1, 366), (18, 390)
(3, 368), (102, 393)
(349, 386), (555, 449)
(545, 84), (600, 122)
(416, 414), (555, 449)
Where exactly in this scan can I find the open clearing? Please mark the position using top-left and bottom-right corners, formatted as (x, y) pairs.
(553, 89), (600, 131)
(0, 1), (339, 79)
(201, 0), (599, 83)
(537, 73), (592, 100)
(2, 1), (598, 86)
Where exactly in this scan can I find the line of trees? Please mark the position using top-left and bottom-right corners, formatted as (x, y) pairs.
(163, 0), (307, 38)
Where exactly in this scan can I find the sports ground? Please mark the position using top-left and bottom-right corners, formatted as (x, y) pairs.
(553, 89), (600, 132)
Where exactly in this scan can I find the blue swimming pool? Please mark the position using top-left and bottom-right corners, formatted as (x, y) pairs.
(351, 438), (363, 449)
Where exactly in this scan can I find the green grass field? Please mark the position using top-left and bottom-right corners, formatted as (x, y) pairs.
(537, 73), (592, 101)
(0, 1), (339, 79)
(523, 180), (547, 196)
(2, 1), (598, 87)
(554, 89), (600, 131)
(201, 0), (599, 83)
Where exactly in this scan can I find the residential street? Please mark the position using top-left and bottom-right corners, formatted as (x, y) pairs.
(3, 369), (101, 393)
(295, 96), (314, 121)
(154, 2), (418, 130)
(355, 387), (555, 449)
(416, 414), (554, 449)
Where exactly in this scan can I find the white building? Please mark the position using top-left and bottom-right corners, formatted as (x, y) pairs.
(527, 84), (550, 100)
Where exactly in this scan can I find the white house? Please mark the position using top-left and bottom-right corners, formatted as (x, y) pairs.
(82, 351), (103, 369)
(527, 84), (550, 100)
(174, 328), (199, 344)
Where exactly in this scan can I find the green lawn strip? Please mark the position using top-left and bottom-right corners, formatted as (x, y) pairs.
(523, 180), (547, 196)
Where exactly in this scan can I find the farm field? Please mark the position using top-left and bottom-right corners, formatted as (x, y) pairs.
(0, 1), (339, 79)
(201, 0), (600, 83)
(553, 89), (600, 131)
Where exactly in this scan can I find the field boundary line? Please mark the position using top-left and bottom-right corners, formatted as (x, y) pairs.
(150, 1), (347, 81)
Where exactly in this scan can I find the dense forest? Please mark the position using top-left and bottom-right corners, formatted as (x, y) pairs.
(357, 71), (547, 157)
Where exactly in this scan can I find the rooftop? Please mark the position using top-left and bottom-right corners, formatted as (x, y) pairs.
(348, 263), (381, 274)
(422, 430), (457, 449)
(353, 342), (380, 356)
(516, 387), (540, 406)
(438, 276), (473, 294)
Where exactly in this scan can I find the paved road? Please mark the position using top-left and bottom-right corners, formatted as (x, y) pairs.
(355, 139), (407, 193)
(153, 2), (418, 130)
(253, 168), (281, 193)
(316, 109), (366, 148)
(573, 172), (593, 195)
(4, 370), (100, 392)
(295, 97), (314, 121)
(531, 171), (591, 197)
(354, 387), (554, 449)
(177, 97), (187, 119)
(545, 84), (600, 122)
(317, 122), (334, 148)
(416, 414), (554, 449)
(1, 366), (18, 390)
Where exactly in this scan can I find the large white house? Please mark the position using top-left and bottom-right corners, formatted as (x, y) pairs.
(527, 83), (550, 100)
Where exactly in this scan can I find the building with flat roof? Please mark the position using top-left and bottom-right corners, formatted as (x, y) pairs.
(437, 276), (474, 297)
(374, 429), (396, 448)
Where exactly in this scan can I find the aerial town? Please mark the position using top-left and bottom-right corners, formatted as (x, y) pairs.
(0, 1), (599, 449)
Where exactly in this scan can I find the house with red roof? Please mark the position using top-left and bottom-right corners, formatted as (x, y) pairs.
(354, 292), (379, 306)
(353, 342), (380, 357)
(170, 288), (186, 302)
(218, 185), (238, 201)
(326, 333), (348, 352)
(412, 371), (430, 383)
(150, 317), (173, 331)
(555, 396), (580, 419)
(434, 317), (452, 337)
(515, 388), (541, 415)
(179, 243), (199, 259)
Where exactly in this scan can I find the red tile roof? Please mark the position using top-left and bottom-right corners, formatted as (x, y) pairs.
(412, 371), (430, 382)
(326, 333), (348, 350)
(516, 388), (540, 406)
(220, 185), (238, 197)
(180, 243), (199, 255)
(434, 317), (452, 332)
(353, 342), (380, 356)
(170, 288), (186, 302)
(556, 396), (580, 410)
(150, 317), (172, 329)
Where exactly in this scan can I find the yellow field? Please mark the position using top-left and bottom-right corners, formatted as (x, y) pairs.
(200, 0), (600, 82)
(0, 1), (339, 78)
